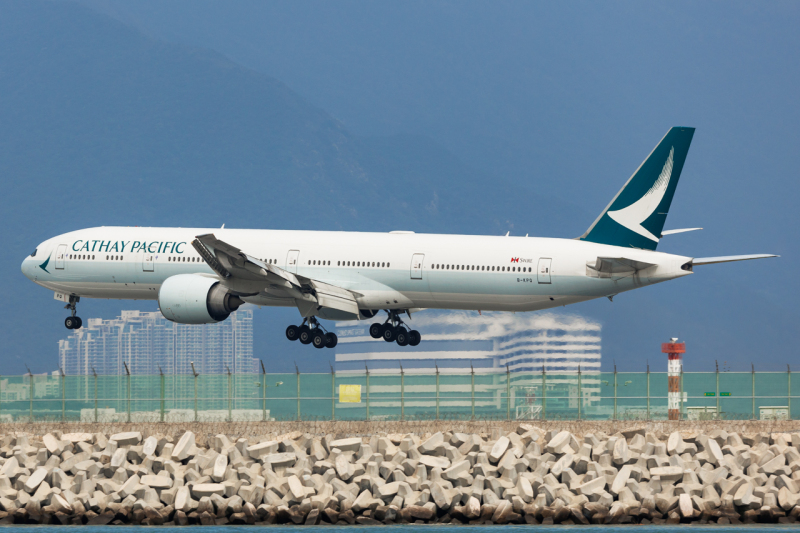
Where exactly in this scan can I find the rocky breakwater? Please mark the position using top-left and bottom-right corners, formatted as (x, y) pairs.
(0, 426), (799, 525)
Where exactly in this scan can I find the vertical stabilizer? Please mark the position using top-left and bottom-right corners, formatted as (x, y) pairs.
(579, 127), (695, 250)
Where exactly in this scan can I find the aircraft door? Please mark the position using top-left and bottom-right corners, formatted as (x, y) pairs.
(142, 253), (155, 272)
(55, 244), (67, 270)
(537, 257), (552, 284)
(411, 253), (425, 279)
(286, 250), (300, 274)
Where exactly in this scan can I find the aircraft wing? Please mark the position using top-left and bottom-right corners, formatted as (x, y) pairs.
(692, 254), (778, 266)
(586, 256), (656, 278)
(192, 233), (360, 318)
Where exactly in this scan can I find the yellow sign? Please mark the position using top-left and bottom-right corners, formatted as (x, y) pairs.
(339, 384), (361, 403)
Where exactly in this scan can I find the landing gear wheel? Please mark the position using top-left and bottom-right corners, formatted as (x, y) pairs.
(369, 323), (383, 339)
(286, 325), (300, 341)
(408, 330), (421, 346)
(65, 316), (77, 330)
(396, 329), (409, 346)
(312, 330), (327, 349)
(382, 326), (396, 342)
(74, 317), (82, 329)
(326, 332), (338, 348)
(298, 325), (312, 344)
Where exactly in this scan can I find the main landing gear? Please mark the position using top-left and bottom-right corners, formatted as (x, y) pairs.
(64, 296), (82, 330)
(369, 310), (421, 347)
(285, 317), (338, 349)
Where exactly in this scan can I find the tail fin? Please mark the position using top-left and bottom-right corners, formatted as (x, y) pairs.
(579, 127), (695, 250)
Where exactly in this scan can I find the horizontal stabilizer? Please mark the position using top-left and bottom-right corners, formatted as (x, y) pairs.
(587, 256), (656, 278)
(661, 227), (702, 237)
(693, 254), (778, 266)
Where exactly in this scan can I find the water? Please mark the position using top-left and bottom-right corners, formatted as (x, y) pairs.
(0, 527), (795, 532)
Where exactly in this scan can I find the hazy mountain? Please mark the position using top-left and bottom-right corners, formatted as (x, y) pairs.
(0, 1), (581, 373)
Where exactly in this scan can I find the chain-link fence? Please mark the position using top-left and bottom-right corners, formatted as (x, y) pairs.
(1, 369), (796, 423)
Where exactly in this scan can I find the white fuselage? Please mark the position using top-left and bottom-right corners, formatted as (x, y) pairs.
(22, 227), (693, 317)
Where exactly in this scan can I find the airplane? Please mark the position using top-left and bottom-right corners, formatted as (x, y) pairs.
(22, 127), (776, 349)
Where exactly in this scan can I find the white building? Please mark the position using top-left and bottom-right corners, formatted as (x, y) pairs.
(333, 311), (602, 419)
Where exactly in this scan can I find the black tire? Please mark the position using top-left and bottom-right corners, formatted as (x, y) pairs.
(312, 330), (327, 349)
(75, 317), (83, 329)
(299, 326), (312, 344)
(408, 330), (421, 346)
(369, 323), (383, 339)
(65, 317), (76, 329)
(326, 332), (338, 348)
(396, 329), (409, 346)
(382, 326), (396, 342)
(286, 325), (300, 341)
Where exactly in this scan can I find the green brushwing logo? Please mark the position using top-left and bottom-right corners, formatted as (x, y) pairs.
(39, 255), (51, 273)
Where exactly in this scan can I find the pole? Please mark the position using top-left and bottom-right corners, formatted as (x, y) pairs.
(92, 368), (98, 423)
(226, 365), (232, 422)
(295, 363), (300, 421)
(613, 364), (618, 421)
(330, 363), (335, 421)
(680, 366), (684, 421)
(60, 368), (65, 422)
(260, 360), (266, 422)
(542, 365), (547, 421)
(435, 363), (440, 420)
(25, 365), (33, 422)
(646, 363), (650, 421)
(400, 364), (405, 421)
(715, 360), (720, 420)
(751, 363), (756, 420)
(506, 364), (511, 421)
(788, 365), (792, 421)
(123, 361), (131, 423)
(159, 366), (165, 423)
(470, 363), (475, 420)
(365, 364), (370, 421)
(190, 362), (198, 423)
(577, 365), (582, 421)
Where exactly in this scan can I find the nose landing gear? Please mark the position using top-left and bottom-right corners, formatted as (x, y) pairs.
(286, 317), (338, 348)
(64, 296), (82, 330)
(369, 310), (421, 347)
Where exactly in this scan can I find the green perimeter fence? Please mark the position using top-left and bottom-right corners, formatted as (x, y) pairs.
(0, 369), (797, 423)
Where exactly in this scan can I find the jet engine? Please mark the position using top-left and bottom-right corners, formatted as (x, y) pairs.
(158, 274), (244, 324)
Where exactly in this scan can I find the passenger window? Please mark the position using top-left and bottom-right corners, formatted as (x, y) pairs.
(387, 263), (390, 267)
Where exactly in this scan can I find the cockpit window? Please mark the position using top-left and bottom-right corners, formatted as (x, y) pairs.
(30, 248), (37, 257)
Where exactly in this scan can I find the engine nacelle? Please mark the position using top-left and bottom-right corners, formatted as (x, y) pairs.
(158, 274), (244, 324)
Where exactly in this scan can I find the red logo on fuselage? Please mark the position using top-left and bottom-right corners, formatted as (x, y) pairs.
(510, 257), (519, 263)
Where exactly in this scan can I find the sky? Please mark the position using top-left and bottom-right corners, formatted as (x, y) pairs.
(6, 0), (800, 373)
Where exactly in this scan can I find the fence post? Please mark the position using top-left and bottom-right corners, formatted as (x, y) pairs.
(190, 362), (198, 423)
(751, 363), (755, 420)
(788, 365), (792, 421)
(60, 368), (65, 422)
(679, 364), (684, 421)
(470, 363), (475, 420)
(646, 363), (650, 421)
(226, 365), (232, 423)
(542, 365), (547, 421)
(330, 363), (335, 421)
(613, 364), (618, 421)
(159, 366), (165, 423)
(400, 364), (405, 421)
(506, 365), (511, 421)
(365, 364), (370, 421)
(295, 364), (301, 421)
(435, 363), (440, 420)
(25, 366), (33, 422)
(123, 361), (131, 423)
(715, 360), (720, 419)
(577, 365), (582, 421)
(92, 368), (98, 423)
(260, 361), (266, 422)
